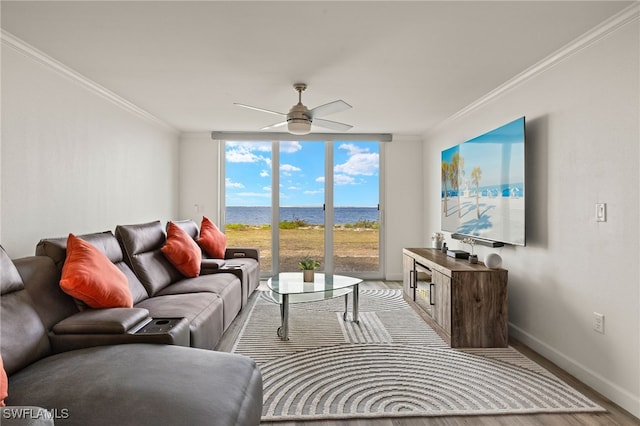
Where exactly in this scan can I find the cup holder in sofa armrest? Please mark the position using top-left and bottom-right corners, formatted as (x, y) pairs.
(131, 318), (186, 334)
(52, 308), (151, 335)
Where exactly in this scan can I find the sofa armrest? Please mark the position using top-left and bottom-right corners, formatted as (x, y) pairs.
(225, 247), (260, 262)
(50, 314), (190, 353)
(200, 258), (226, 274)
(52, 308), (150, 335)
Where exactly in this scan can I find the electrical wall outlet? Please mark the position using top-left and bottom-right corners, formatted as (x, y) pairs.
(593, 312), (605, 334)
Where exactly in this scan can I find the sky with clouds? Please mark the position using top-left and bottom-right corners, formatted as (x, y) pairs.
(225, 141), (379, 207)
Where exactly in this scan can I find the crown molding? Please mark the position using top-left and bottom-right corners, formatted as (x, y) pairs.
(1, 30), (178, 134)
(427, 3), (640, 137)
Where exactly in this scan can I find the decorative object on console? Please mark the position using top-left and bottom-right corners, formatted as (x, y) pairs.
(446, 250), (469, 259)
(462, 237), (478, 264)
(484, 253), (503, 269)
(431, 232), (444, 249)
(299, 256), (321, 282)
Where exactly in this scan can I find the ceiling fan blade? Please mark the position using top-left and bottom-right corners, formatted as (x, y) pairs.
(234, 103), (286, 116)
(261, 121), (288, 130)
(313, 118), (353, 132)
(308, 100), (352, 118)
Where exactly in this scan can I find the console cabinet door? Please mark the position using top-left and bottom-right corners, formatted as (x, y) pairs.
(402, 254), (415, 300)
(432, 270), (451, 334)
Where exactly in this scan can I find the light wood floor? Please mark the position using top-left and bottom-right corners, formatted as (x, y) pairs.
(217, 281), (640, 426)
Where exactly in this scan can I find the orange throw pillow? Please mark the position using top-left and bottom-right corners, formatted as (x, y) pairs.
(60, 234), (133, 309)
(161, 222), (202, 277)
(0, 355), (7, 407)
(198, 216), (227, 259)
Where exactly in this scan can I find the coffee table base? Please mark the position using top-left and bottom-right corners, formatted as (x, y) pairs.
(276, 283), (359, 341)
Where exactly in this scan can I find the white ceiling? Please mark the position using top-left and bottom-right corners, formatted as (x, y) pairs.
(1, 1), (632, 135)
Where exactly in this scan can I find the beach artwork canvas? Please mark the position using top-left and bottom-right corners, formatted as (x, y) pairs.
(441, 117), (525, 246)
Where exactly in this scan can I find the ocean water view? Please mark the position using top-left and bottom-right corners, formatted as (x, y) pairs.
(226, 206), (379, 226)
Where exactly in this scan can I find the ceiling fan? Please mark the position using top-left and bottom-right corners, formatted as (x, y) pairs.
(234, 83), (353, 135)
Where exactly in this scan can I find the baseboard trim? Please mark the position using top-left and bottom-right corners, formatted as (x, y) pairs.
(509, 323), (640, 419)
(385, 272), (403, 281)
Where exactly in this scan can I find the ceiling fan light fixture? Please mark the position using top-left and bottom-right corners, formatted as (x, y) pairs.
(235, 82), (352, 135)
(287, 118), (311, 135)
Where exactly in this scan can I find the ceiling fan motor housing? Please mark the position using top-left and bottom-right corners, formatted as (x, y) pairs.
(287, 103), (312, 135)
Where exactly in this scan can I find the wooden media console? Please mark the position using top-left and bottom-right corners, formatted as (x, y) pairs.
(403, 248), (508, 348)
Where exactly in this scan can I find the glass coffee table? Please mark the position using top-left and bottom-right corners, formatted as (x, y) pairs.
(267, 272), (362, 341)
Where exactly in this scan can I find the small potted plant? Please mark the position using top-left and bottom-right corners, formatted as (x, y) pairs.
(299, 256), (321, 282)
(461, 237), (478, 264)
(431, 232), (444, 249)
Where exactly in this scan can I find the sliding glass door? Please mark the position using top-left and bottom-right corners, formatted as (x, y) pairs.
(223, 140), (381, 278)
(223, 141), (274, 272)
(278, 141), (326, 272)
(332, 141), (380, 274)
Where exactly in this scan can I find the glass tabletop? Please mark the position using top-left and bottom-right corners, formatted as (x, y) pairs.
(267, 272), (362, 295)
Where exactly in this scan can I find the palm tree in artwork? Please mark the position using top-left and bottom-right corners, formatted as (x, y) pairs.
(471, 166), (482, 218)
(449, 152), (464, 217)
(442, 161), (450, 216)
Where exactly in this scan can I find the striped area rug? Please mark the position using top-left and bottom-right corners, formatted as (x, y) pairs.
(232, 289), (604, 421)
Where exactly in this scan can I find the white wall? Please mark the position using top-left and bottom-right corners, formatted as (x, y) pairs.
(423, 19), (639, 417)
(1, 45), (180, 258)
(383, 136), (423, 280)
(178, 133), (221, 224)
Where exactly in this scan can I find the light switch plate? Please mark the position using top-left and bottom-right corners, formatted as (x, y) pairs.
(596, 203), (606, 222)
(593, 312), (605, 334)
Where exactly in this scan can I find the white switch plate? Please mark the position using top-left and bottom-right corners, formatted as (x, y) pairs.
(593, 312), (605, 334)
(596, 203), (606, 222)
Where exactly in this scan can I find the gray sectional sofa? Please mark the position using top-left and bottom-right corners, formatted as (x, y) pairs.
(0, 220), (263, 425)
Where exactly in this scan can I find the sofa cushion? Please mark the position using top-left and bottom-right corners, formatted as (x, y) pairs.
(0, 407), (55, 425)
(6, 344), (263, 426)
(161, 222), (202, 278)
(36, 232), (149, 305)
(116, 221), (183, 296)
(60, 234), (133, 309)
(1, 245), (23, 296)
(135, 293), (224, 350)
(13, 256), (79, 337)
(223, 257), (261, 306)
(172, 219), (199, 240)
(198, 216), (227, 259)
(157, 273), (242, 332)
(0, 247), (51, 375)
